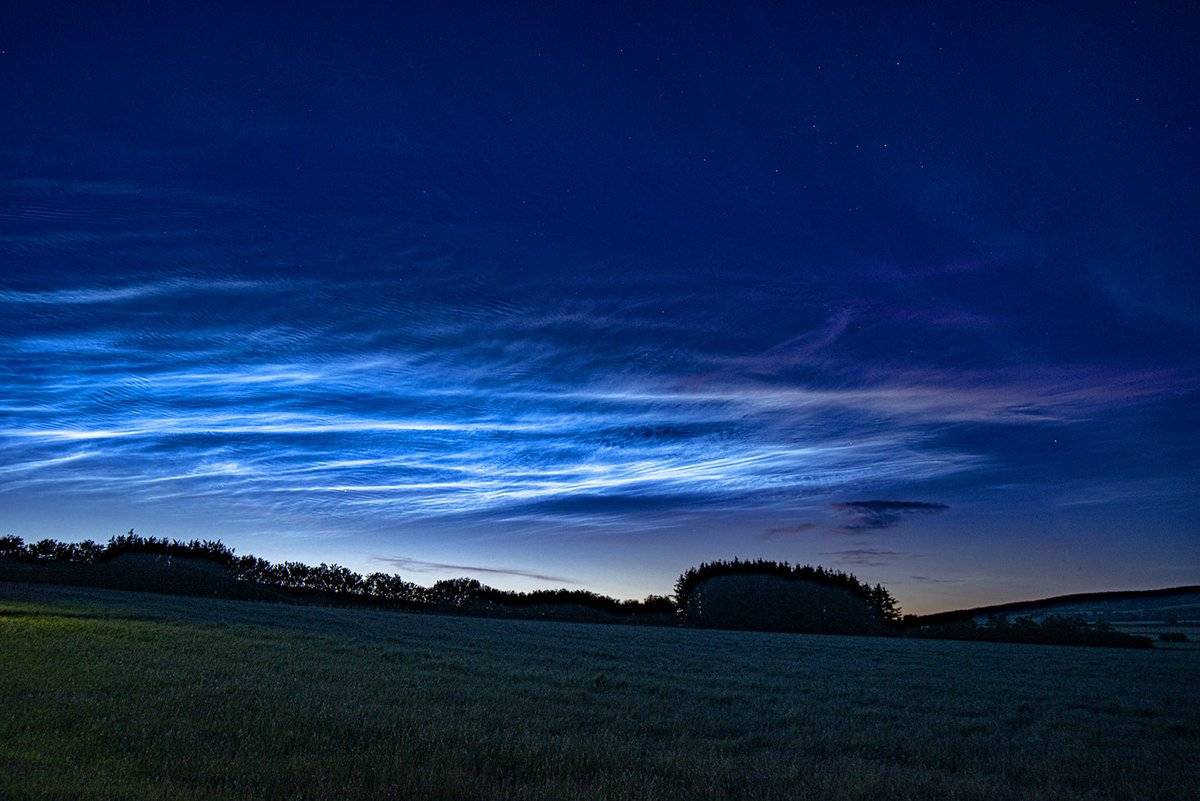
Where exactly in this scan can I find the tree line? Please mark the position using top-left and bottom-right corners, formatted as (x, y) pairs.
(0, 532), (675, 620)
(0, 532), (1154, 646)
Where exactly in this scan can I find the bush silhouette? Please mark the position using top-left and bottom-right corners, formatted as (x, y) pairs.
(911, 614), (1153, 648)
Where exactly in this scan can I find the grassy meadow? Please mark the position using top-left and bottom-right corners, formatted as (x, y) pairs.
(2, 582), (1198, 801)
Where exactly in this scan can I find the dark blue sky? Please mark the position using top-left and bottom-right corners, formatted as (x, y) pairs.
(2, 2), (1197, 612)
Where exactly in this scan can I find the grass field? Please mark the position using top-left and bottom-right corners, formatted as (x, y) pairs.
(2, 583), (1198, 800)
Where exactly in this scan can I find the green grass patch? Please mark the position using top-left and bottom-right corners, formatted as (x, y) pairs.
(2, 582), (1198, 800)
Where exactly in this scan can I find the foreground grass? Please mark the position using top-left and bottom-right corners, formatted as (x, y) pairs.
(1, 583), (1197, 800)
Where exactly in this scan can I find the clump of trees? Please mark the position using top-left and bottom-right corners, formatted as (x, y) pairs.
(674, 558), (902, 634)
(909, 614), (1153, 649)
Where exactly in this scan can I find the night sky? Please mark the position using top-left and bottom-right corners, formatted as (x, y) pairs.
(2, 2), (1197, 613)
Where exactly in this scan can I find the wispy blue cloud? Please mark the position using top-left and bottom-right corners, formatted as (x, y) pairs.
(0, 305), (1176, 532)
(0, 278), (272, 305)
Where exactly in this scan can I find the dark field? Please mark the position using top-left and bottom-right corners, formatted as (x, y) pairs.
(2, 583), (1198, 801)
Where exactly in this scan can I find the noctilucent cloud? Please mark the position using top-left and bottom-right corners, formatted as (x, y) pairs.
(2, 3), (1197, 613)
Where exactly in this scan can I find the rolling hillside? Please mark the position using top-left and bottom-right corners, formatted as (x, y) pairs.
(916, 585), (1200, 626)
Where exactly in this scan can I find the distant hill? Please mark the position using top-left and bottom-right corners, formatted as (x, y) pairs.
(915, 586), (1200, 626)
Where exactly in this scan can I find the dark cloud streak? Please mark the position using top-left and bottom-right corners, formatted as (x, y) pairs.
(820, 548), (917, 566)
(762, 522), (819, 540)
(832, 500), (950, 531)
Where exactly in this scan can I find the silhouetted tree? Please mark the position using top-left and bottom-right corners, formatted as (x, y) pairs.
(0, 535), (27, 560)
(869, 583), (902, 625)
(364, 572), (423, 604)
(429, 577), (484, 610)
